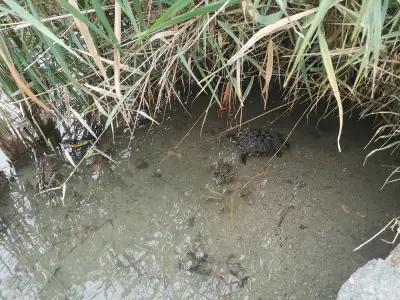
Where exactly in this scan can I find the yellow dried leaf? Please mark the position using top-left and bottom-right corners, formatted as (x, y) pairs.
(228, 8), (318, 65)
(262, 40), (274, 109)
(68, 0), (109, 84)
(0, 43), (50, 112)
(114, 1), (122, 100)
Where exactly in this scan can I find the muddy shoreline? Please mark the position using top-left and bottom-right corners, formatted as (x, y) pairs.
(0, 98), (399, 299)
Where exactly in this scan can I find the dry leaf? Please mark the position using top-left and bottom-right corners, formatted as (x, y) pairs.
(68, 0), (109, 84)
(262, 40), (274, 109)
(114, 1), (122, 100)
(0, 42), (50, 112)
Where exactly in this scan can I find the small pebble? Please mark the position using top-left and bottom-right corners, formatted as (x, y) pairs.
(187, 216), (195, 227)
(154, 168), (162, 177)
(135, 159), (149, 169)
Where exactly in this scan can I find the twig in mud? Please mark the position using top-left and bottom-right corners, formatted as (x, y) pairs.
(35, 128), (110, 196)
(278, 204), (295, 228)
(353, 217), (400, 252)
(175, 110), (206, 148)
(159, 110), (206, 163)
(382, 219), (400, 245)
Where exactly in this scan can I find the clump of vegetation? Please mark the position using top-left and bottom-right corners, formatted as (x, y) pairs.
(0, 0), (399, 184)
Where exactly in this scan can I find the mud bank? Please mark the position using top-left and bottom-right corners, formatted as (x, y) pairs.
(0, 97), (399, 299)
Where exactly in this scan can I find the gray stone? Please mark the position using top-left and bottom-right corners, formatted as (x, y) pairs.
(337, 259), (400, 300)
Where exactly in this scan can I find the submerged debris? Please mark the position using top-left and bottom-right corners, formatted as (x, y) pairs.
(187, 216), (195, 227)
(179, 234), (211, 275)
(36, 155), (65, 191)
(135, 158), (149, 170)
(178, 234), (249, 291)
(229, 128), (289, 164)
(153, 168), (162, 177)
(0, 171), (8, 186)
(212, 160), (234, 185)
(60, 139), (93, 160)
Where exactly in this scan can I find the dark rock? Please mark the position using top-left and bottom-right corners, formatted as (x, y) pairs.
(296, 180), (307, 189)
(229, 128), (289, 164)
(36, 155), (65, 190)
(153, 168), (162, 177)
(212, 160), (234, 185)
(0, 171), (8, 185)
(135, 159), (149, 169)
(178, 235), (249, 290)
(187, 216), (195, 227)
(179, 235), (211, 275)
(286, 179), (294, 185)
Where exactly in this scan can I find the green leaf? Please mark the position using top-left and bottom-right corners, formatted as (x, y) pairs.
(285, 0), (336, 86)
(217, 20), (241, 45)
(133, 0), (146, 29)
(255, 11), (283, 25)
(318, 28), (343, 152)
(4, 0), (86, 64)
(70, 107), (98, 139)
(26, 0), (78, 86)
(147, 0), (193, 32)
(142, 0), (241, 37)
(105, 83), (139, 129)
(58, 0), (114, 45)
(243, 76), (254, 100)
(255, 0), (286, 25)
(91, 0), (119, 45)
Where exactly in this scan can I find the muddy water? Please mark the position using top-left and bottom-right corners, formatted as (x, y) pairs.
(0, 98), (400, 299)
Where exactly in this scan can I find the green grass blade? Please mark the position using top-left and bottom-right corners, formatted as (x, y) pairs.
(217, 20), (241, 45)
(91, 0), (119, 45)
(142, 0), (241, 36)
(4, 0), (86, 64)
(132, 0), (146, 29)
(59, 0), (114, 45)
(318, 28), (343, 152)
(70, 107), (98, 139)
(285, 0), (336, 86)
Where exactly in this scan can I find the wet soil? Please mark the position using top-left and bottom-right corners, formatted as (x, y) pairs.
(0, 96), (399, 299)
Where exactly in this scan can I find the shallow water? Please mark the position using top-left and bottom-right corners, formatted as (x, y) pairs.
(0, 98), (400, 299)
